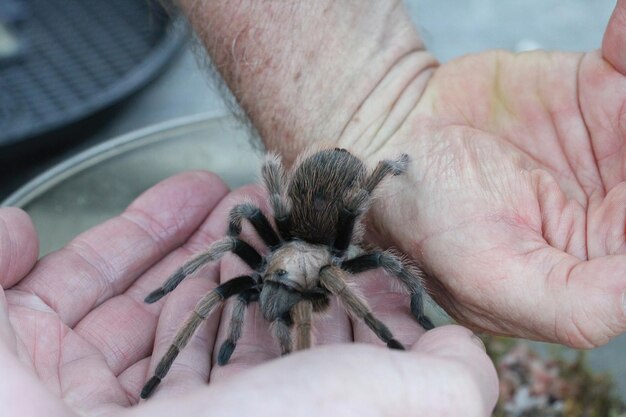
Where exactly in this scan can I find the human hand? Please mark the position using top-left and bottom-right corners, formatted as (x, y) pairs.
(355, 0), (626, 348)
(182, 0), (626, 349)
(0, 172), (497, 417)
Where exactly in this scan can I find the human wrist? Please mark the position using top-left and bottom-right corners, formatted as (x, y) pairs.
(179, 0), (437, 162)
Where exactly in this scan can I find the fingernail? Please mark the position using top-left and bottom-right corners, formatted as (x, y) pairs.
(470, 334), (487, 352)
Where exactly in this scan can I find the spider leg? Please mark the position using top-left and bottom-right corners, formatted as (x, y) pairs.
(140, 275), (257, 399)
(261, 154), (292, 239)
(341, 251), (434, 330)
(273, 313), (293, 355)
(333, 154), (409, 256)
(144, 237), (264, 303)
(216, 288), (260, 365)
(333, 189), (368, 255)
(227, 203), (281, 247)
(291, 299), (313, 350)
(363, 153), (409, 192)
(319, 266), (404, 349)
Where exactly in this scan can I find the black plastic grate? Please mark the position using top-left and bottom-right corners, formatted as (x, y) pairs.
(0, 0), (182, 147)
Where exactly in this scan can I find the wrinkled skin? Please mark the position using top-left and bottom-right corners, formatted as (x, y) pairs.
(0, 174), (496, 417)
(367, 41), (626, 348)
(1, 2), (626, 416)
(182, 0), (626, 349)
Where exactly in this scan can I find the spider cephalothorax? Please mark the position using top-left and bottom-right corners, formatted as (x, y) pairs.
(140, 148), (434, 399)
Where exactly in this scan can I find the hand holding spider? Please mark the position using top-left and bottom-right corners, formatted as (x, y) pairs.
(183, 0), (626, 350)
(140, 149), (441, 397)
(0, 173), (497, 416)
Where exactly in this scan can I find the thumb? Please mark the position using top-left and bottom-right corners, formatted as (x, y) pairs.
(0, 208), (38, 351)
(413, 325), (499, 417)
(602, 0), (626, 75)
(127, 325), (498, 417)
(0, 208), (39, 289)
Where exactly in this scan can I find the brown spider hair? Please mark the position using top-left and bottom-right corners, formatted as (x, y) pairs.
(140, 147), (433, 399)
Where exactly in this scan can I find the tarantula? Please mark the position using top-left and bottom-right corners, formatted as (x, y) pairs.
(140, 147), (434, 399)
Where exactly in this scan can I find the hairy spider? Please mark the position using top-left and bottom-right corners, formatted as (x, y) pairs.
(140, 147), (434, 399)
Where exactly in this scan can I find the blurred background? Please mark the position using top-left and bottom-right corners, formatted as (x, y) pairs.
(0, 0), (618, 200)
(0, 0), (622, 415)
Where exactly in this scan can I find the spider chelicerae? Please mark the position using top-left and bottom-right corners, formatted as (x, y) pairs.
(140, 147), (434, 399)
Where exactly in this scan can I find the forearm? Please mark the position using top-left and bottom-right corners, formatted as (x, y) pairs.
(179, 0), (437, 162)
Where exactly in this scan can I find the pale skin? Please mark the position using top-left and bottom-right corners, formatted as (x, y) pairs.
(0, 178), (496, 417)
(183, 0), (626, 347)
(0, 1), (625, 416)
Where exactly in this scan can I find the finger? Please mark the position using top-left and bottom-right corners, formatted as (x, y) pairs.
(129, 337), (497, 417)
(16, 171), (229, 327)
(74, 231), (224, 377)
(602, 0), (626, 75)
(143, 274), (218, 400)
(0, 208), (38, 354)
(209, 187), (351, 382)
(552, 254), (626, 347)
(588, 182), (626, 257)
(445, 236), (626, 348)
(350, 268), (425, 347)
(413, 324), (499, 416)
(46, 328), (131, 414)
(517, 249), (626, 348)
(75, 175), (233, 376)
(0, 290), (18, 360)
(118, 357), (150, 405)
(136, 185), (272, 397)
(0, 208), (38, 289)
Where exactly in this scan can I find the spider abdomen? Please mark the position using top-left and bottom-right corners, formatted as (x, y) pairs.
(287, 149), (367, 244)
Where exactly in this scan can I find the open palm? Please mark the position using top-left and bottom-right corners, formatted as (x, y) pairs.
(371, 11), (626, 348)
(0, 173), (496, 417)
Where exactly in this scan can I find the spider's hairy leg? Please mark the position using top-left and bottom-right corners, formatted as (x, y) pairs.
(145, 237), (264, 303)
(334, 189), (369, 255)
(333, 154), (410, 255)
(363, 153), (410, 192)
(227, 203), (281, 247)
(292, 299), (313, 350)
(261, 154), (291, 239)
(217, 288), (260, 366)
(341, 251), (435, 330)
(319, 266), (404, 350)
(141, 275), (257, 399)
(273, 313), (293, 355)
